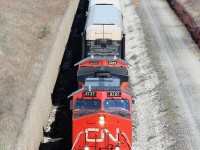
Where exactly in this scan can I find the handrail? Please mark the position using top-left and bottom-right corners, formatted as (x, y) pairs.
(71, 131), (84, 150)
(120, 131), (132, 150)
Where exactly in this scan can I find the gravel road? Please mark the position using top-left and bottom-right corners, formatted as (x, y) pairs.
(134, 0), (200, 149)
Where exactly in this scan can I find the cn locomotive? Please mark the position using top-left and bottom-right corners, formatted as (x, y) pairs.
(69, 0), (133, 149)
(75, 55), (129, 90)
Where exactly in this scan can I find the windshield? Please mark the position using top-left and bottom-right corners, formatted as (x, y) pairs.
(75, 99), (101, 111)
(104, 99), (130, 112)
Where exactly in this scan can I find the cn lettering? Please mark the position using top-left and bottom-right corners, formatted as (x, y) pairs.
(85, 128), (119, 142)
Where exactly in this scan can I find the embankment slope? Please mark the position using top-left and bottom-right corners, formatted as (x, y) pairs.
(0, 0), (79, 149)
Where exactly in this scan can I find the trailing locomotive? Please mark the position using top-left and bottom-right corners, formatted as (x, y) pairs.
(69, 0), (133, 149)
(75, 55), (129, 89)
(81, 0), (125, 59)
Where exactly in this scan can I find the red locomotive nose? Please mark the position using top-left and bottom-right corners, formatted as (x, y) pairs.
(69, 77), (133, 150)
(72, 113), (132, 150)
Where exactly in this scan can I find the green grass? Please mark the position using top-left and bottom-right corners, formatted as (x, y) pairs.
(37, 26), (51, 39)
(0, 33), (12, 55)
(148, 49), (166, 81)
(147, 135), (156, 141)
(131, 54), (137, 60)
(149, 49), (177, 121)
(144, 37), (177, 122)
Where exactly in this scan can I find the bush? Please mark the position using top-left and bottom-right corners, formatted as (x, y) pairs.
(37, 26), (50, 39)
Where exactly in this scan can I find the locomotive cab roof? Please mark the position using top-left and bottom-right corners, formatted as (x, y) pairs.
(68, 78), (132, 98)
(84, 78), (120, 89)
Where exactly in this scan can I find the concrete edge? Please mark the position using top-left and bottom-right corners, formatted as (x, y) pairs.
(15, 0), (79, 149)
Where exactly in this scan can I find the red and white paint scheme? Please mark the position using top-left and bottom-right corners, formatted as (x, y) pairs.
(69, 0), (134, 149)
(69, 82), (133, 150)
(76, 56), (128, 69)
(75, 56), (130, 90)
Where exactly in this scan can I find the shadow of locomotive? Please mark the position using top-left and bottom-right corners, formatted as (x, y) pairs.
(39, 0), (89, 149)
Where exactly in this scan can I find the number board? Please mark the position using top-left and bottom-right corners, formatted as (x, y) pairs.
(89, 61), (98, 65)
(83, 91), (96, 97)
(108, 91), (121, 97)
(108, 61), (117, 65)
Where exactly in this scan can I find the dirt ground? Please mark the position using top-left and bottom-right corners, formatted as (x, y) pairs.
(0, 0), (70, 149)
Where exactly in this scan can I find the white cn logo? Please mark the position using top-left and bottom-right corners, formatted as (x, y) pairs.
(85, 128), (119, 142)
